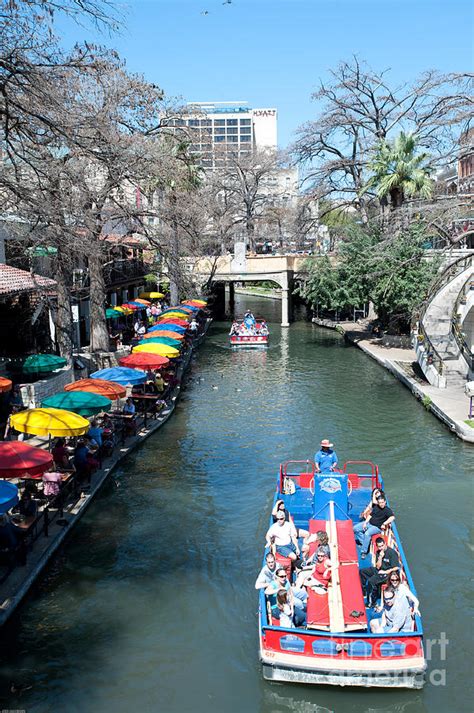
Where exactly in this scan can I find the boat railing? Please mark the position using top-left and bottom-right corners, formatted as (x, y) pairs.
(279, 460), (315, 492)
(341, 460), (380, 489)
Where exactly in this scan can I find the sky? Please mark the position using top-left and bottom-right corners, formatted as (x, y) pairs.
(58, 0), (473, 149)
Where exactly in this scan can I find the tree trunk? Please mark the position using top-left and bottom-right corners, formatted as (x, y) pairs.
(54, 249), (74, 363)
(89, 249), (110, 352)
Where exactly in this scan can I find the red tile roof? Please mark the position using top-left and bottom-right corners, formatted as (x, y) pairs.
(0, 264), (56, 297)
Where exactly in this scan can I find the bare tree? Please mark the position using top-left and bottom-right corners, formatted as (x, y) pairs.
(293, 57), (473, 219)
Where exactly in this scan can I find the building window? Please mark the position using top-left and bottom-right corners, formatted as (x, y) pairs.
(215, 119), (225, 126)
(226, 119), (238, 126)
(240, 118), (251, 125)
(227, 135), (238, 142)
(188, 119), (199, 127)
(214, 135), (225, 142)
(215, 127), (225, 135)
(240, 135), (251, 142)
(227, 127), (238, 134)
(240, 126), (251, 134)
(200, 120), (212, 127)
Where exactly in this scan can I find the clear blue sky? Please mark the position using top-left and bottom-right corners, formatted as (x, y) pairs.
(59, 0), (473, 148)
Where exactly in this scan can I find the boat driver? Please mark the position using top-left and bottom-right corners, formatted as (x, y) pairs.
(314, 439), (338, 473)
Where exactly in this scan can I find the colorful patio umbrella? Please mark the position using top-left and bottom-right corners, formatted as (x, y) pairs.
(161, 306), (192, 315)
(114, 306), (133, 315)
(106, 308), (121, 319)
(64, 378), (126, 401)
(22, 354), (67, 374)
(10, 408), (90, 437)
(183, 299), (207, 306)
(158, 312), (190, 320)
(148, 324), (186, 334)
(134, 299), (151, 305)
(90, 366), (147, 386)
(0, 377), (12, 393)
(139, 292), (165, 299)
(157, 318), (189, 327)
(0, 481), (19, 514)
(133, 343), (180, 358)
(141, 330), (184, 340)
(42, 391), (112, 417)
(121, 303), (140, 311)
(0, 441), (53, 478)
(119, 353), (170, 370)
(128, 301), (147, 309)
(137, 337), (182, 349)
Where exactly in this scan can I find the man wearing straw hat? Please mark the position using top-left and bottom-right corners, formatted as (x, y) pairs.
(314, 439), (338, 473)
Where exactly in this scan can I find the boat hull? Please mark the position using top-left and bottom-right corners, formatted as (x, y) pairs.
(230, 336), (268, 348)
(261, 659), (425, 689)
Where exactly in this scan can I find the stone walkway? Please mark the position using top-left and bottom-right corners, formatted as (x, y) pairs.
(314, 319), (474, 444)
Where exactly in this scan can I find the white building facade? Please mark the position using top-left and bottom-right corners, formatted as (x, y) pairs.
(169, 102), (278, 169)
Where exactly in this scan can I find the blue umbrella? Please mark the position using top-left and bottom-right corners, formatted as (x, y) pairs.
(0, 480), (19, 514)
(90, 366), (147, 386)
(149, 324), (186, 334)
(128, 302), (147, 309)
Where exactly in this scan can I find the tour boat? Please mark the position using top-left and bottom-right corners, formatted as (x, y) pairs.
(229, 319), (269, 348)
(258, 460), (426, 688)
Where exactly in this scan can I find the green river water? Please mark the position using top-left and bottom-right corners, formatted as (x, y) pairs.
(0, 296), (472, 713)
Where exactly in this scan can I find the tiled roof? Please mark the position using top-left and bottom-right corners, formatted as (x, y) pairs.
(0, 264), (56, 297)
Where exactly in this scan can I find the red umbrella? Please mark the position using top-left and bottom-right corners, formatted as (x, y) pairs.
(0, 377), (12, 393)
(157, 318), (189, 327)
(121, 303), (140, 311)
(0, 441), (53, 478)
(119, 353), (170, 370)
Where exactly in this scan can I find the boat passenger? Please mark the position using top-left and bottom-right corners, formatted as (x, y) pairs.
(301, 548), (332, 593)
(273, 589), (295, 628)
(369, 586), (412, 633)
(314, 439), (338, 473)
(304, 530), (330, 558)
(360, 487), (384, 520)
(260, 320), (269, 336)
(229, 322), (239, 336)
(359, 536), (400, 608)
(264, 568), (307, 626)
(273, 500), (309, 541)
(265, 510), (300, 562)
(244, 311), (256, 329)
(255, 552), (278, 590)
(387, 571), (420, 616)
(353, 494), (395, 558)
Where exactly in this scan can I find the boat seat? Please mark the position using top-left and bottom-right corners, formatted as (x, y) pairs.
(275, 553), (292, 580)
(306, 587), (330, 629)
(339, 562), (368, 629)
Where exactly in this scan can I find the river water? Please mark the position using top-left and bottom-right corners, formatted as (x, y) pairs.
(1, 296), (473, 713)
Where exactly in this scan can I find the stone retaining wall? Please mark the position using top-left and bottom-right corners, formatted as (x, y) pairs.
(18, 367), (74, 408)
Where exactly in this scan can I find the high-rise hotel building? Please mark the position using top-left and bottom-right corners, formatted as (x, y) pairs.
(168, 101), (278, 169)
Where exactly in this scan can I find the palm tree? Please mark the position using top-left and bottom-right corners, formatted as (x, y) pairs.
(364, 132), (433, 210)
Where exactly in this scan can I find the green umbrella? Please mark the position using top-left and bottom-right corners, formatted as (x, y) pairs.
(138, 337), (182, 349)
(106, 308), (121, 319)
(22, 354), (67, 374)
(42, 390), (112, 417)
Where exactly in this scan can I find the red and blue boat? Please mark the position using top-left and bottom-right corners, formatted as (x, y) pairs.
(229, 318), (269, 348)
(258, 460), (426, 688)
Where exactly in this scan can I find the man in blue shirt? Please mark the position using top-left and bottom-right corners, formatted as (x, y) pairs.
(314, 439), (338, 473)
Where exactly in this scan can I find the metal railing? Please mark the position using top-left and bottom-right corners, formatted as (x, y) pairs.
(412, 254), (474, 378)
(452, 272), (474, 371)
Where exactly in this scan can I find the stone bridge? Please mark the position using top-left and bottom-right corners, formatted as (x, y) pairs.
(183, 252), (311, 325)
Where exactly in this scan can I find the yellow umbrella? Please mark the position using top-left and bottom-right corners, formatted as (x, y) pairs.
(158, 311), (190, 320)
(139, 291), (165, 299)
(133, 343), (180, 358)
(114, 306), (133, 315)
(10, 407), (90, 437)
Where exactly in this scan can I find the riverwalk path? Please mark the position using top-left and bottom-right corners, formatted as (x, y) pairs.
(313, 318), (474, 444)
(0, 322), (210, 626)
